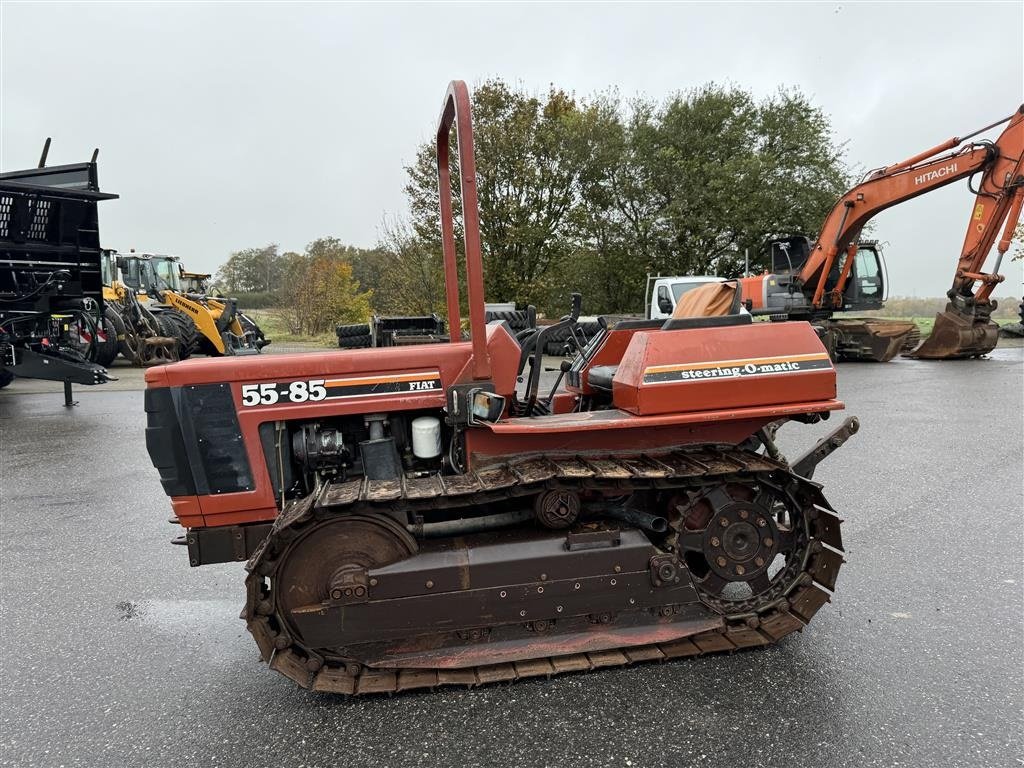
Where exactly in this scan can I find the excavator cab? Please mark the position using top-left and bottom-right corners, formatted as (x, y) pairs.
(770, 236), (812, 275)
(839, 242), (887, 312)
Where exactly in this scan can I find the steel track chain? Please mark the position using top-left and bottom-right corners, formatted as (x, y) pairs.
(243, 445), (845, 695)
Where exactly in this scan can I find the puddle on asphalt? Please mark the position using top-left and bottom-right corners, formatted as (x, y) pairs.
(115, 597), (241, 631)
(116, 600), (143, 621)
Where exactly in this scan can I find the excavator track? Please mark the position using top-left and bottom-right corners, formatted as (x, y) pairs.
(244, 445), (844, 695)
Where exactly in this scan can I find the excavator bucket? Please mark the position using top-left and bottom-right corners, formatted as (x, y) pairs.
(827, 318), (918, 362)
(907, 304), (1000, 359)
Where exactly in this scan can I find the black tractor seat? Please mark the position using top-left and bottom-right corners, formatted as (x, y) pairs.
(587, 365), (617, 392)
(659, 313), (751, 330)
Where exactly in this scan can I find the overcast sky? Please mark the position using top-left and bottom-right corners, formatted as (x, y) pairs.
(2, 1), (1022, 299)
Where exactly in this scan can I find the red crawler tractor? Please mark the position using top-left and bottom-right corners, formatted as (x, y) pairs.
(145, 81), (856, 694)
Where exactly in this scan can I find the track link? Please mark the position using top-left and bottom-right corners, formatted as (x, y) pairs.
(244, 446), (844, 695)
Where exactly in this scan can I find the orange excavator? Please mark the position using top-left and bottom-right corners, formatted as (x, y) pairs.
(740, 104), (1024, 360)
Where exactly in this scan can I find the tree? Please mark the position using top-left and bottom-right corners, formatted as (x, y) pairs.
(404, 79), (617, 312)
(302, 237), (390, 309)
(402, 78), (851, 315)
(376, 218), (447, 316)
(280, 255), (372, 335)
(577, 85), (850, 305)
(214, 244), (285, 293)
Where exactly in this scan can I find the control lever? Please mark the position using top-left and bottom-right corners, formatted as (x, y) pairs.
(524, 293), (582, 414)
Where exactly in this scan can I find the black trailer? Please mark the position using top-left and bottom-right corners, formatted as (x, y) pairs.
(0, 143), (118, 404)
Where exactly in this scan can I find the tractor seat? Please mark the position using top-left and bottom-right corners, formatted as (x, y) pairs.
(587, 365), (617, 393)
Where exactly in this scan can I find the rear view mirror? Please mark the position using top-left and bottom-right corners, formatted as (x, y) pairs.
(657, 296), (673, 314)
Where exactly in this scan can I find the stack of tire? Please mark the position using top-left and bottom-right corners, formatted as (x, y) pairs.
(998, 300), (1024, 338)
(537, 320), (603, 356)
(484, 309), (532, 336)
(336, 323), (372, 349)
(483, 309), (602, 356)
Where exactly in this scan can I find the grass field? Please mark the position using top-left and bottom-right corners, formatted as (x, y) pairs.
(865, 316), (1020, 336)
(246, 309), (337, 347)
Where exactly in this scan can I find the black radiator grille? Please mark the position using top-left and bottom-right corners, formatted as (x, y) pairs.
(181, 383), (253, 495)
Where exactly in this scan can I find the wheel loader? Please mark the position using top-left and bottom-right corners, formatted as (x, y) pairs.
(96, 250), (178, 367)
(117, 252), (267, 357)
(180, 269), (211, 294)
(176, 265), (269, 351)
(145, 81), (857, 695)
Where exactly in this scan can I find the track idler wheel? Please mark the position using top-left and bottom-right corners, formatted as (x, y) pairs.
(272, 515), (417, 647)
(534, 490), (580, 529)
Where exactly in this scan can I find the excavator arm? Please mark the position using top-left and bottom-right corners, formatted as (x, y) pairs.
(801, 105), (1024, 311)
(950, 130), (1024, 303)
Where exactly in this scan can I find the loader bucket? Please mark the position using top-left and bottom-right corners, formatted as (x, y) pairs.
(828, 318), (918, 362)
(906, 304), (1000, 359)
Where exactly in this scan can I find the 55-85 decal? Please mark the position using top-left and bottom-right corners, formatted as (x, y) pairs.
(241, 380), (326, 406)
(239, 371), (443, 407)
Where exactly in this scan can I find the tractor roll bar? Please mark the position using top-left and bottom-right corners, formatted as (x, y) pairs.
(436, 80), (491, 381)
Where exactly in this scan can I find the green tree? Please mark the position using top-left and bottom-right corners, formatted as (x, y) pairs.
(402, 79), (850, 315)
(214, 244), (285, 293)
(376, 218), (447, 316)
(580, 85), (850, 294)
(404, 79), (617, 312)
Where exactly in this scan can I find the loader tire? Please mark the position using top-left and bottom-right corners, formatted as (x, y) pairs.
(336, 323), (371, 339)
(0, 369), (13, 389)
(157, 310), (198, 360)
(338, 333), (372, 349)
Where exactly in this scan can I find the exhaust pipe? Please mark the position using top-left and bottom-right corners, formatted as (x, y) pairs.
(596, 505), (668, 534)
(408, 509), (534, 538)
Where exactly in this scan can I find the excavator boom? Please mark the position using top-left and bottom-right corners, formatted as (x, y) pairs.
(741, 104), (1024, 361)
(805, 106), (1023, 308)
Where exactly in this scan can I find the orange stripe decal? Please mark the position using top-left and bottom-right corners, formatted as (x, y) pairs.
(645, 353), (830, 375)
(324, 371), (440, 387)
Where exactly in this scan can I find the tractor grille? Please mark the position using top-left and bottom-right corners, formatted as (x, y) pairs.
(145, 384), (253, 497)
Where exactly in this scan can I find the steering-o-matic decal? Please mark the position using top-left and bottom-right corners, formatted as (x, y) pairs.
(643, 353), (831, 384)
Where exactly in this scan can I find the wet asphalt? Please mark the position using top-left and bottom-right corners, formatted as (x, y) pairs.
(1, 348), (1021, 768)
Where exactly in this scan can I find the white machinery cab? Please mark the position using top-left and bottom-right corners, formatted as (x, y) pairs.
(647, 275), (731, 319)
